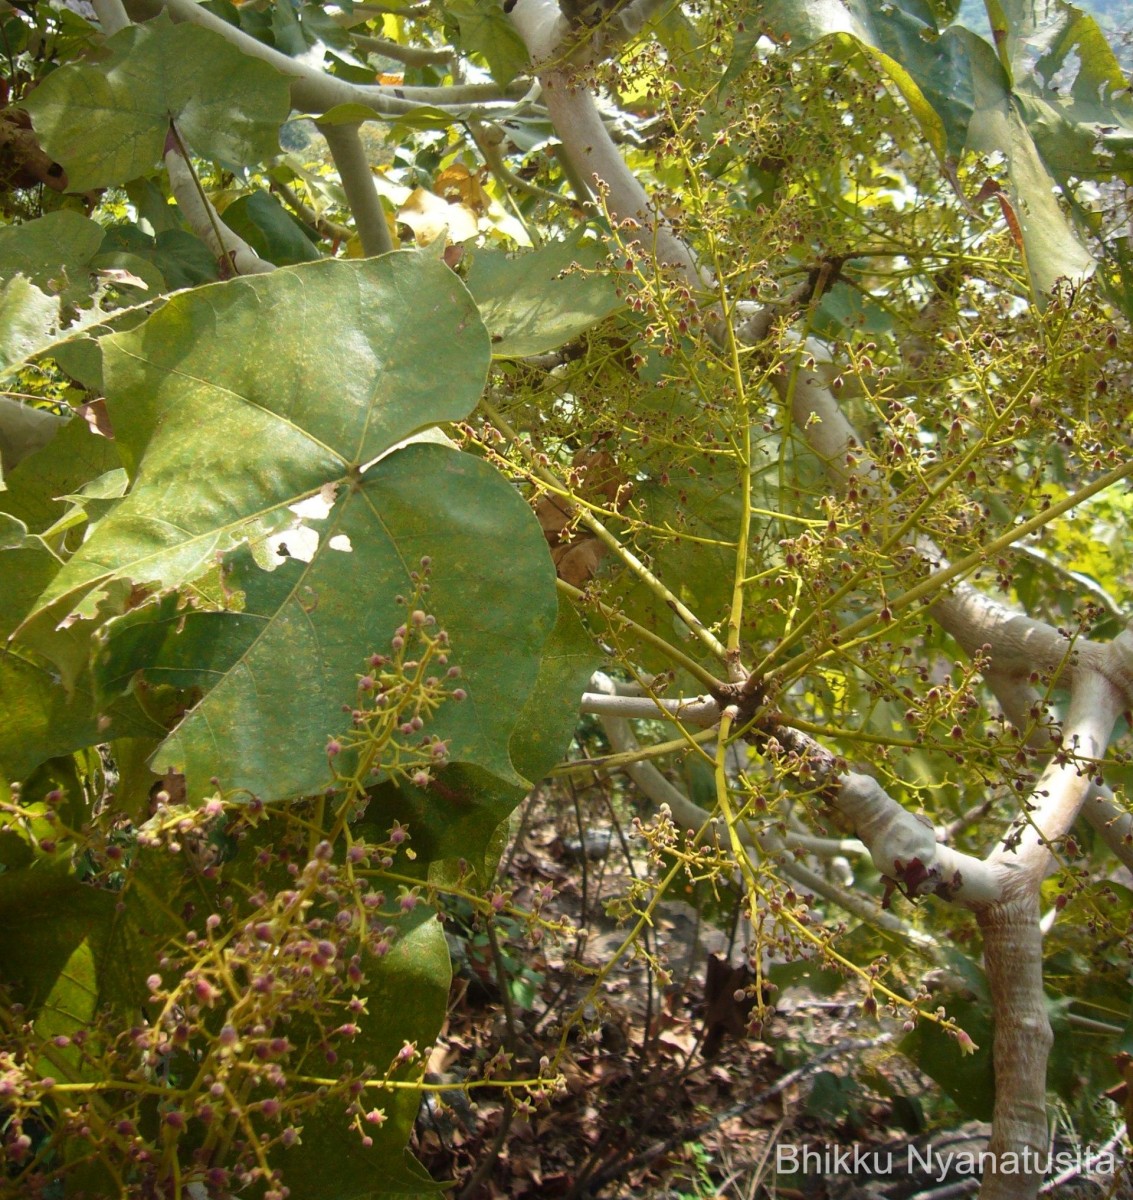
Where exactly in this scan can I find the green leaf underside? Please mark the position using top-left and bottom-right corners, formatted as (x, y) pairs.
(466, 230), (621, 358)
(24, 19), (291, 193)
(16, 252), (559, 799)
(142, 444), (558, 799)
(30, 253), (491, 616)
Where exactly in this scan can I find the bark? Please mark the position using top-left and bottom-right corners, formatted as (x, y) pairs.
(161, 0), (524, 118)
(164, 138), (275, 276)
(317, 121), (393, 257)
(975, 894), (1052, 1200)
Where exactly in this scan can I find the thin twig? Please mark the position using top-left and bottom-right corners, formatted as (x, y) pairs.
(1038, 1126), (1128, 1196)
(349, 33), (455, 67)
(269, 180), (353, 244)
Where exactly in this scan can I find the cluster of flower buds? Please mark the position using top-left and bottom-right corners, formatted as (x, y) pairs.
(2, 568), (471, 1196)
(327, 559), (466, 795)
(114, 802), (425, 1192)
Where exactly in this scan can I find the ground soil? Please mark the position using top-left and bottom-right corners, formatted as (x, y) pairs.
(409, 790), (1131, 1200)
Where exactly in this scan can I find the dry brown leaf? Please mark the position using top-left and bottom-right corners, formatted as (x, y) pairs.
(701, 953), (758, 1058)
(552, 537), (604, 587)
(570, 448), (624, 505)
(78, 399), (114, 439)
(0, 108), (66, 192)
(535, 491), (573, 539)
(558, 1054), (590, 1095)
(434, 162), (490, 214)
(532, 444), (630, 584)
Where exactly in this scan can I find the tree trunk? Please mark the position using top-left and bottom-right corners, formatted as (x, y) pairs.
(976, 892), (1052, 1200)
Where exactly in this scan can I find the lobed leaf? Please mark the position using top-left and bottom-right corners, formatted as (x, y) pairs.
(144, 445), (559, 799)
(24, 18), (291, 192)
(28, 253), (491, 616)
(17, 252), (561, 799)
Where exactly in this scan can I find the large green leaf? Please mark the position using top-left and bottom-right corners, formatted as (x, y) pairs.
(987, 0), (1125, 100)
(510, 595), (598, 783)
(0, 515), (60, 639)
(0, 395), (66, 479)
(759, 0), (1096, 293)
(1015, 7), (1133, 181)
(99, 536), (592, 818)
(900, 948), (995, 1120)
(466, 231), (621, 358)
(24, 18), (291, 192)
(760, 0), (959, 158)
(30, 253), (490, 612)
(0, 210), (105, 307)
(359, 762), (524, 889)
(0, 277), (60, 377)
(443, 0), (529, 89)
(23, 253), (558, 800)
(145, 445), (558, 799)
(0, 648), (165, 780)
(1018, 89), (1133, 182)
(221, 190), (322, 266)
(958, 28), (1095, 294)
(0, 412), (121, 535)
(0, 864), (115, 1055)
(0, 850), (174, 1058)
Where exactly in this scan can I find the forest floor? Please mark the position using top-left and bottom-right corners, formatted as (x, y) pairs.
(409, 790), (1131, 1200)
